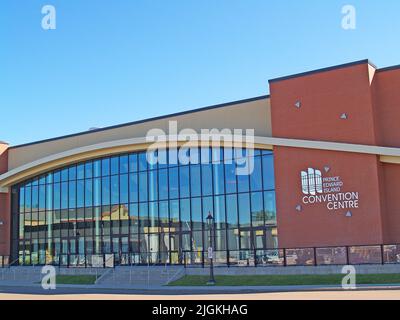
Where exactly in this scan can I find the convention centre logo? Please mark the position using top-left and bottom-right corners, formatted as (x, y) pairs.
(301, 168), (323, 195)
(300, 167), (359, 211)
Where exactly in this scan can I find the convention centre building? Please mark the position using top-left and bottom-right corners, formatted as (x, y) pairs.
(1, 59), (400, 267)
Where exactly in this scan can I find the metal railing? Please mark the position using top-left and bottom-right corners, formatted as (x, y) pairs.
(6, 243), (400, 268)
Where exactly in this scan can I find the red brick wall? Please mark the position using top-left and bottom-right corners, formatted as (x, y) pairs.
(372, 68), (400, 148)
(270, 61), (386, 248)
(371, 68), (400, 244)
(270, 62), (378, 145)
(274, 147), (383, 248)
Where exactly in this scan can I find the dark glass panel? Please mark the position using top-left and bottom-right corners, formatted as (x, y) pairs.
(168, 167), (179, 199)
(200, 147), (211, 164)
(77, 208), (85, 222)
(189, 147), (200, 165)
(227, 228), (239, 251)
(214, 195), (226, 229)
(46, 184), (53, 210)
(32, 186), (39, 210)
(102, 158), (110, 176)
(69, 166), (77, 181)
(61, 168), (69, 182)
(201, 164), (213, 196)
(202, 197), (213, 223)
(85, 162), (93, 179)
(53, 183), (60, 210)
(237, 169), (249, 193)
(192, 230), (203, 255)
(129, 173), (138, 203)
(159, 201), (169, 226)
(226, 194), (238, 228)
(46, 172), (53, 184)
(238, 193), (251, 228)
(215, 229), (227, 251)
(25, 186), (32, 211)
(61, 183), (68, 209)
(179, 166), (190, 198)
(102, 177), (110, 205)
(262, 154), (275, 190)
(264, 191), (277, 225)
(158, 149), (168, 168)
(211, 147), (223, 163)
(39, 185), (46, 211)
(223, 147), (234, 161)
(19, 213), (24, 239)
(147, 150), (158, 171)
(53, 171), (61, 183)
(138, 153), (148, 171)
(129, 154), (138, 172)
(148, 170), (158, 201)
(191, 198), (202, 230)
(129, 203), (139, 234)
(130, 234), (139, 253)
(159, 169), (168, 200)
(68, 181), (76, 209)
(111, 175), (119, 205)
(93, 160), (101, 178)
(149, 202), (158, 228)
(111, 213), (120, 235)
(251, 192), (264, 227)
(111, 156), (119, 175)
(178, 147), (190, 166)
(168, 149), (178, 168)
(85, 179), (93, 207)
(77, 164), (85, 180)
(250, 156), (262, 191)
(139, 203), (148, 233)
(139, 172), (148, 202)
(188, 165), (201, 198)
(19, 187), (25, 213)
(93, 178), (101, 207)
(240, 230), (251, 249)
(120, 174), (128, 204)
(120, 155), (129, 174)
(213, 163), (225, 195)
(169, 200), (179, 225)
(180, 199), (190, 231)
(77, 180), (84, 208)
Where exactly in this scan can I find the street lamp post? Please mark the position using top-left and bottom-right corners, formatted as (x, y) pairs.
(206, 212), (216, 285)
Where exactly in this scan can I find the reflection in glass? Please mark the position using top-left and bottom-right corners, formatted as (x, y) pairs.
(13, 147), (276, 266)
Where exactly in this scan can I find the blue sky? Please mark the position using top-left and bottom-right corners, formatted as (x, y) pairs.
(1, 0), (400, 146)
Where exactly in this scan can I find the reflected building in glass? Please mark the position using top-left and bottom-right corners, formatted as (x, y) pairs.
(12, 147), (276, 266)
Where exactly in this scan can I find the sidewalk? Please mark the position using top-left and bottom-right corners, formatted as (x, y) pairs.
(2, 279), (400, 294)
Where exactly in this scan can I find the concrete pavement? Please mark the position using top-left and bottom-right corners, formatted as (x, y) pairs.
(2, 280), (400, 296)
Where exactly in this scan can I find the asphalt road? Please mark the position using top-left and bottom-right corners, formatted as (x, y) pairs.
(1, 285), (400, 300)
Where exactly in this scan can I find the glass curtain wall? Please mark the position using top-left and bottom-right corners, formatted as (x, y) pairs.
(11, 148), (277, 266)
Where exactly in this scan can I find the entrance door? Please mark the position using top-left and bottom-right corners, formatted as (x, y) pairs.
(170, 231), (191, 264)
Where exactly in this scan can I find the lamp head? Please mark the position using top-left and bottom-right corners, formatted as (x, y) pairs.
(206, 212), (213, 224)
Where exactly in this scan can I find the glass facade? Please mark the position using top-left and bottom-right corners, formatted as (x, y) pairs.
(11, 148), (277, 266)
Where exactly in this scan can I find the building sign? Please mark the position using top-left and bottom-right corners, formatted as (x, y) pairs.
(208, 247), (213, 259)
(301, 168), (359, 211)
